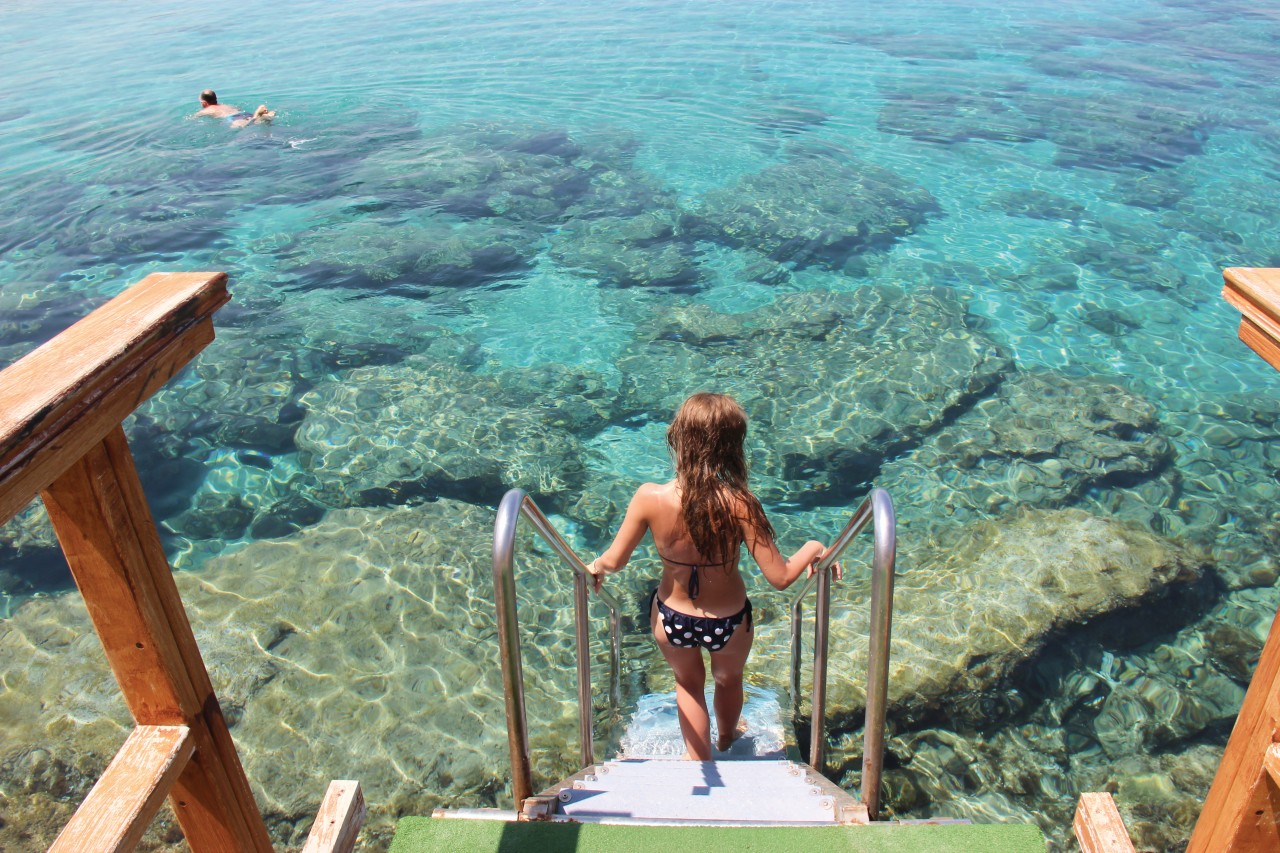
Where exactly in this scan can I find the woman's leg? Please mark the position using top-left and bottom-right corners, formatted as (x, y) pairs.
(651, 597), (712, 759)
(709, 614), (753, 751)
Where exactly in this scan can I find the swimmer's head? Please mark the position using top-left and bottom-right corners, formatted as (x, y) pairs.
(199, 89), (218, 107)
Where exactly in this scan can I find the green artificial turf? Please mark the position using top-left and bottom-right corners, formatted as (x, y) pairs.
(390, 817), (1048, 853)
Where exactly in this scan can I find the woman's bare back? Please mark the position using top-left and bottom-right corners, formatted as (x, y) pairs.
(643, 480), (748, 617)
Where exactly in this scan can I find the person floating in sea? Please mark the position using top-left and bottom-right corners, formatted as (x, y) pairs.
(194, 89), (274, 128)
(587, 392), (838, 760)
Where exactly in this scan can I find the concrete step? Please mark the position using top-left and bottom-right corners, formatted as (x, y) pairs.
(557, 758), (841, 824)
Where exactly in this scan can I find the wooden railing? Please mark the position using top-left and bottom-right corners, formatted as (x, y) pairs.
(1184, 266), (1280, 852)
(0, 272), (364, 852)
(1223, 267), (1280, 372)
(1072, 266), (1280, 851)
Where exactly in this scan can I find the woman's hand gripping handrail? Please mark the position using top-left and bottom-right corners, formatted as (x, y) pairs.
(788, 487), (896, 820)
(492, 488), (623, 812)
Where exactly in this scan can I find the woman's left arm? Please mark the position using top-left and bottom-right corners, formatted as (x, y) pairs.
(587, 484), (656, 592)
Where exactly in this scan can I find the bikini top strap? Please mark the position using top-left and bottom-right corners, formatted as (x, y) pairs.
(658, 551), (733, 601)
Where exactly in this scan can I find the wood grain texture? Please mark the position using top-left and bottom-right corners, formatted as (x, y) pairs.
(0, 271), (227, 524)
(1263, 744), (1280, 790)
(1188, 602), (1280, 852)
(50, 725), (193, 853)
(1074, 793), (1136, 853)
(1224, 267), (1280, 326)
(1238, 316), (1280, 373)
(301, 781), (366, 853)
(43, 428), (271, 851)
(1224, 268), (1280, 373)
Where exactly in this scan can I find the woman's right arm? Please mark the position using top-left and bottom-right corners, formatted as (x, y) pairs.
(587, 484), (656, 593)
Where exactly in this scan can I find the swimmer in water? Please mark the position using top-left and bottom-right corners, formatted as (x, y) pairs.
(194, 89), (274, 128)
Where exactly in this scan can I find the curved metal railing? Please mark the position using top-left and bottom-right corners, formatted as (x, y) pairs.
(492, 488), (623, 809)
(789, 487), (896, 819)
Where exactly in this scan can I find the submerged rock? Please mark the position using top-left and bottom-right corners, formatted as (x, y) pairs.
(0, 501), (67, 603)
(877, 84), (1041, 145)
(1025, 91), (1210, 171)
(1089, 639), (1242, 759)
(752, 104), (830, 136)
(550, 211), (701, 289)
(685, 144), (940, 272)
(608, 285), (1009, 516)
(753, 507), (1204, 725)
(878, 369), (1172, 536)
(0, 500), (591, 849)
(1080, 393), (1280, 590)
(282, 216), (537, 297)
(295, 357), (604, 506)
(984, 188), (1087, 224)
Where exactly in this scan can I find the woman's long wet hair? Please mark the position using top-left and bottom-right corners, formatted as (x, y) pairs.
(667, 392), (775, 563)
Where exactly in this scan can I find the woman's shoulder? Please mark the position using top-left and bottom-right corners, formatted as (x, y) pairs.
(634, 480), (677, 501)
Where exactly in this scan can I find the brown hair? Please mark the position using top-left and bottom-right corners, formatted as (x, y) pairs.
(666, 392), (775, 563)
(200, 89), (218, 105)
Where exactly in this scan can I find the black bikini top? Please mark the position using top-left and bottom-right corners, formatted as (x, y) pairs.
(657, 552), (732, 600)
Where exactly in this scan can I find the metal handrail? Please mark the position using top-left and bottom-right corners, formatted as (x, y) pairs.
(789, 487), (896, 819)
(492, 488), (623, 810)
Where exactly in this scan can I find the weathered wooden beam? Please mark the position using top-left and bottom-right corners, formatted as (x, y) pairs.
(42, 426), (272, 851)
(0, 271), (228, 525)
(1074, 792), (1136, 853)
(1223, 267), (1280, 372)
(49, 725), (193, 853)
(301, 781), (366, 853)
(1187, 601), (1280, 852)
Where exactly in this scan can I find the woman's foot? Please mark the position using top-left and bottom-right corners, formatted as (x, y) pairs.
(716, 718), (748, 751)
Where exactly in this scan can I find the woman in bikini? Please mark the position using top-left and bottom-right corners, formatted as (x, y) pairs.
(587, 392), (836, 760)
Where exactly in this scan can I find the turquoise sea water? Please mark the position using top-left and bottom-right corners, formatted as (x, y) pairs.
(4, 0), (1280, 849)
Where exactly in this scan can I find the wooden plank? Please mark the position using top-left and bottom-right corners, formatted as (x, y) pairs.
(50, 725), (193, 853)
(301, 781), (366, 853)
(1074, 793), (1136, 853)
(1224, 269), (1280, 373)
(42, 428), (272, 852)
(0, 271), (228, 524)
(1187, 601), (1280, 852)
(1238, 316), (1280, 373)
(1224, 267), (1280, 327)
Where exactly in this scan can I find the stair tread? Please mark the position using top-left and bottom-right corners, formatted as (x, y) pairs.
(559, 759), (841, 823)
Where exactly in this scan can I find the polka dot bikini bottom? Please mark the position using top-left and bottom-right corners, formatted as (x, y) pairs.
(651, 589), (752, 653)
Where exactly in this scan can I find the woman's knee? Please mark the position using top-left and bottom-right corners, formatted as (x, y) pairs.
(711, 665), (743, 689)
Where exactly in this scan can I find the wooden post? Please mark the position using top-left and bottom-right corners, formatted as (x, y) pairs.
(1186, 601), (1280, 852)
(1, 273), (367, 851)
(0, 272), (272, 851)
(301, 781), (366, 853)
(1074, 792), (1136, 853)
(42, 426), (272, 851)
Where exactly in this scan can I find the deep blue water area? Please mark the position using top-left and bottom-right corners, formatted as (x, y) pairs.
(4, 0), (1280, 848)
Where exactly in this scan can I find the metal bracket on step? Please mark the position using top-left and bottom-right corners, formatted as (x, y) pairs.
(839, 801), (871, 825)
(520, 796), (558, 821)
(798, 763), (870, 825)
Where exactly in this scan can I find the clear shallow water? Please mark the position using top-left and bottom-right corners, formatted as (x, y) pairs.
(3, 0), (1280, 849)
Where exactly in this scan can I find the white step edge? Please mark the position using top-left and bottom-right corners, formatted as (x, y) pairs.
(431, 808), (517, 821)
(543, 815), (845, 827)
